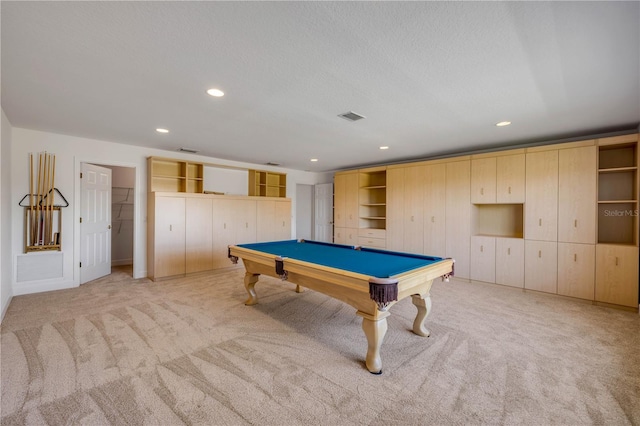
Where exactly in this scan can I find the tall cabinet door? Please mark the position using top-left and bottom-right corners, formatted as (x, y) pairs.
(334, 174), (346, 228)
(558, 146), (596, 244)
(424, 164), (447, 256)
(496, 154), (525, 203)
(256, 200), (277, 242)
(471, 158), (496, 203)
(235, 199), (257, 245)
(525, 151), (558, 241)
(496, 237), (524, 288)
(274, 200), (292, 240)
(386, 168), (405, 251)
(185, 197), (213, 274)
(525, 240), (557, 294)
(404, 165), (425, 254)
(470, 236), (496, 283)
(557, 243), (595, 300)
(445, 160), (471, 278)
(595, 245), (639, 307)
(154, 196), (186, 278)
(344, 173), (359, 228)
(212, 198), (237, 269)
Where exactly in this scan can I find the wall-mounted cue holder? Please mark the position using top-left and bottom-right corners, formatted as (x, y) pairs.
(19, 188), (68, 253)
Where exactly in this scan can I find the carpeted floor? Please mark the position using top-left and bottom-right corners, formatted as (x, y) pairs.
(1, 265), (639, 425)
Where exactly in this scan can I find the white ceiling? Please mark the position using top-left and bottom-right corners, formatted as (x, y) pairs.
(2, 1), (639, 172)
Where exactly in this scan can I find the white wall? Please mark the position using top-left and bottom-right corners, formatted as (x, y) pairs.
(1, 109), (14, 321)
(9, 127), (328, 296)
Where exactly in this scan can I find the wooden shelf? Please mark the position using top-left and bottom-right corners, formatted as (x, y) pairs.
(359, 169), (387, 231)
(148, 157), (204, 193)
(248, 170), (287, 197)
(597, 141), (638, 245)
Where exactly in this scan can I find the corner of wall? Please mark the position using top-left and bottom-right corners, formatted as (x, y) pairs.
(1, 108), (14, 322)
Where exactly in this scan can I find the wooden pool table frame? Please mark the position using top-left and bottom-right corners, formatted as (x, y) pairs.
(229, 243), (454, 374)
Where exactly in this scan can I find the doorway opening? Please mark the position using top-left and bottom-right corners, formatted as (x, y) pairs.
(80, 163), (136, 284)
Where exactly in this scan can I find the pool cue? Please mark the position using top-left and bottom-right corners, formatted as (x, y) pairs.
(50, 154), (56, 244)
(36, 152), (43, 245)
(43, 153), (49, 245)
(29, 153), (34, 246)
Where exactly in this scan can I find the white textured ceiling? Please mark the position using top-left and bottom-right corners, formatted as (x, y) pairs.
(2, 1), (639, 172)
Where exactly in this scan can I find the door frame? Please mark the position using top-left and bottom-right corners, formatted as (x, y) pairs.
(74, 157), (140, 284)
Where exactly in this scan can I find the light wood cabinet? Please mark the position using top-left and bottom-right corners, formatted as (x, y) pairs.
(385, 167), (405, 251)
(446, 160), (471, 279)
(525, 150), (558, 241)
(471, 158), (497, 203)
(334, 172), (359, 230)
(496, 154), (525, 203)
(595, 245), (639, 308)
(496, 237), (524, 288)
(185, 197), (213, 274)
(470, 236), (496, 283)
(558, 146), (596, 244)
(525, 240), (557, 294)
(248, 170), (287, 198)
(334, 227), (358, 246)
(257, 199), (291, 242)
(148, 157), (204, 193)
(403, 165), (426, 254)
(148, 195), (186, 280)
(424, 163), (447, 256)
(557, 243), (595, 300)
(149, 193), (287, 279)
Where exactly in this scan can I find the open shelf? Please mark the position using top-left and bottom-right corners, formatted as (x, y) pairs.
(472, 204), (524, 238)
(597, 142), (638, 245)
(148, 157), (204, 193)
(359, 169), (387, 231)
(248, 170), (287, 197)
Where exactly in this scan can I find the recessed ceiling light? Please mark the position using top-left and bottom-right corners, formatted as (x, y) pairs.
(379, 146), (389, 150)
(156, 128), (169, 133)
(496, 121), (512, 127)
(310, 158), (318, 162)
(207, 88), (225, 97)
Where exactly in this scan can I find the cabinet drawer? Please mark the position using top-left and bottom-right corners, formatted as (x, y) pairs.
(358, 228), (386, 239)
(358, 237), (386, 248)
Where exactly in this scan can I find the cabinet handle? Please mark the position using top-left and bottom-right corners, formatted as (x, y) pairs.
(480, 245), (484, 252)
(170, 224), (172, 231)
(574, 219), (577, 228)
(431, 216), (435, 223)
(615, 257), (619, 266)
(480, 188), (484, 195)
(224, 223), (226, 229)
(507, 248), (511, 255)
(539, 218), (542, 227)
(411, 215), (414, 222)
(538, 250), (542, 258)
(574, 253), (577, 262)
(246, 222), (248, 228)
(508, 186), (512, 194)
(282, 221), (285, 227)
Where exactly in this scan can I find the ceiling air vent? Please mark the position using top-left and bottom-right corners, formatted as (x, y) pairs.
(265, 162), (281, 166)
(178, 147), (199, 154)
(338, 111), (366, 122)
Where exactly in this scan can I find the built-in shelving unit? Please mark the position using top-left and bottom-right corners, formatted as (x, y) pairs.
(248, 170), (287, 197)
(597, 142), (638, 245)
(148, 157), (204, 193)
(359, 169), (387, 230)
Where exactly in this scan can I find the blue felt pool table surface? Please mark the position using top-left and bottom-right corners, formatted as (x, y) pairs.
(237, 240), (444, 278)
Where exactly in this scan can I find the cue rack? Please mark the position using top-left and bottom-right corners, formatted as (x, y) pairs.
(19, 152), (68, 253)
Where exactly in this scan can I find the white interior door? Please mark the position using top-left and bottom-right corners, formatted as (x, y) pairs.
(80, 163), (112, 284)
(314, 183), (333, 242)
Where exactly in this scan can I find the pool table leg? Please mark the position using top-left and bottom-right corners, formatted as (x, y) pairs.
(411, 293), (432, 337)
(244, 272), (260, 305)
(358, 311), (390, 374)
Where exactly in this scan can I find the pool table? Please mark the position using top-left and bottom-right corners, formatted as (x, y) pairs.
(228, 239), (454, 374)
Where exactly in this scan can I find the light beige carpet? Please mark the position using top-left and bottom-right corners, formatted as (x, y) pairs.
(1, 265), (639, 425)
